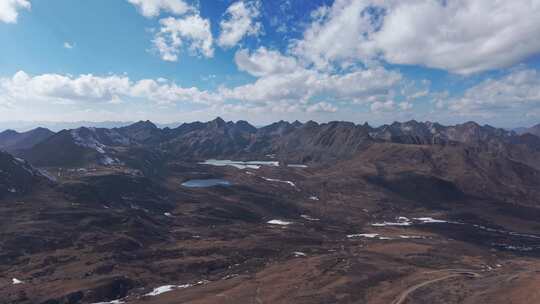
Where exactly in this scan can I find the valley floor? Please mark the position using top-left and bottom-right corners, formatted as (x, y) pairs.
(2, 158), (540, 304)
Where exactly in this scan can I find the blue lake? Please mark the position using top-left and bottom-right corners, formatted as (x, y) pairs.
(181, 179), (231, 188)
(199, 159), (279, 169)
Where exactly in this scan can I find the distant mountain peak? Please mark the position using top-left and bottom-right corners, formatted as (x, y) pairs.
(213, 117), (226, 123)
(0, 127), (54, 153)
(128, 120), (158, 130)
(292, 120), (302, 127)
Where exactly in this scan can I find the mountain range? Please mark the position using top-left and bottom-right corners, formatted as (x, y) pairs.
(2, 118), (540, 304)
(5, 118), (539, 168)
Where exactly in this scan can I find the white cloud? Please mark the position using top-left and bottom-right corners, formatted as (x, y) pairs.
(306, 102), (337, 113)
(398, 101), (413, 111)
(370, 100), (395, 113)
(218, 0), (262, 48)
(0, 71), (218, 106)
(63, 42), (74, 49)
(1, 71), (131, 104)
(127, 0), (192, 18)
(230, 45), (404, 106)
(221, 64), (403, 109)
(295, 0), (540, 74)
(447, 68), (540, 114)
(375, 0), (540, 74)
(153, 15), (214, 62)
(130, 78), (220, 104)
(0, 0), (31, 24)
(234, 47), (298, 77)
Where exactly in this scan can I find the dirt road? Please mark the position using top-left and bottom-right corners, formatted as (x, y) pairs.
(392, 270), (480, 304)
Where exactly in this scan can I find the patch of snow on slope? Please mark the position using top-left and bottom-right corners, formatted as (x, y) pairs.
(71, 129), (106, 153)
(399, 235), (425, 239)
(200, 159), (278, 169)
(90, 300), (125, 304)
(267, 219), (292, 225)
(12, 278), (24, 285)
(144, 281), (206, 297)
(37, 168), (57, 182)
(347, 233), (392, 240)
(100, 155), (119, 166)
(413, 217), (447, 224)
(287, 164), (308, 168)
(12, 158), (36, 176)
(371, 216), (412, 227)
(145, 285), (178, 296)
(301, 214), (320, 221)
(261, 177), (296, 187)
(348, 233), (379, 238)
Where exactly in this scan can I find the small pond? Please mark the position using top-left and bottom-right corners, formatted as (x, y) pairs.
(199, 159), (279, 169)
(181, 179), (231, 188)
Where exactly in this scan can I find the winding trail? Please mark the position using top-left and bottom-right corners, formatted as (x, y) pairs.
(391, 270), (481, 304)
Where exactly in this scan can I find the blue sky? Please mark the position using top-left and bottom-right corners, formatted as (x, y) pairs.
(1, 0), (540, 128)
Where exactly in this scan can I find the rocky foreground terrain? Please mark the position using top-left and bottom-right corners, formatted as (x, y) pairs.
(2, 118), (540, 304)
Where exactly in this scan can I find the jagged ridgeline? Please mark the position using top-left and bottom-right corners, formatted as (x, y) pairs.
(8, 118), (540, 170)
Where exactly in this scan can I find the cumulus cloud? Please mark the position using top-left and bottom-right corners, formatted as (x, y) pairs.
(127, 0), (192, 17)
(234, 47), (298, 77)
(0, 0), (31, 23)
(130, 78), (220, 104)
(370, 100), (395, 113)
(0, 71), (219, 106)
(295, 0), (540, 74)
(218, 0), (262, 48)
(0, 61), (415, 121)
(447, 68), (540, 114)
(306, 102), (338, 113)
(231, 45), (404, 107)
(222, 64), (403, 108)
(1, 71), (131, 104)
(398, 101), (413, 111)
(153, 15), (214, 62)
(222, 44), (418, 117)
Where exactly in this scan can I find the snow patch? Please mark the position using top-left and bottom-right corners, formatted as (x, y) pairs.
(398, 235), (425, 239)
(309, 196), (319, 201)
(293, 251), (307, 257)
(100, 156), (119, 166)
(71, 129), (106, 153)
(413, 217), (447, 224)
(287, 164), (308, 168)
(37, 168), (57, 182)
(301, 214), (320, 221)
(267, 219), (292, 226)
(90, 300), (125, 304)
(371, 217), (412, 227)
(200, 159), (279, 170)
(261, 177), (296, 187)
(347, 233), (393, 240)
(371, 216), (448, 227)
(145, 285), (179, 296)
(12, 278), (24, 285)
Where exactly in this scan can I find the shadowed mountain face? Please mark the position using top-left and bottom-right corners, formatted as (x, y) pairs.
(2, 118), (540, 304)
(14, 118), (540, 169)
(519, 124), (540, 137)
(0, 128), (54, 153)
(0, 151), (48, 198)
